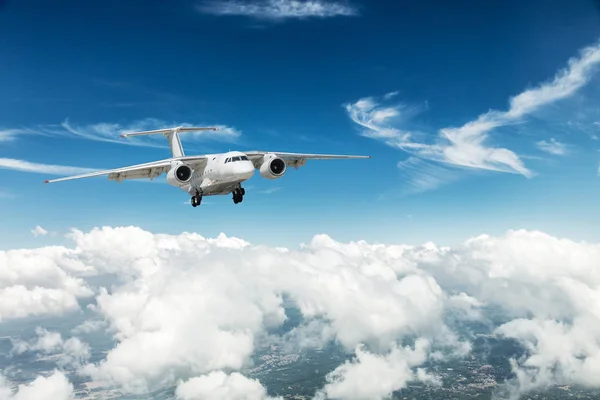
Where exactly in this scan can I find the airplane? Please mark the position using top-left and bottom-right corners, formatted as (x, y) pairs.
(44, 126), (371, 207)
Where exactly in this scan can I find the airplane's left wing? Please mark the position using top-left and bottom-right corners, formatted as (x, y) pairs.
(44, 156), (208, 184)
(245, 151), (370, 169)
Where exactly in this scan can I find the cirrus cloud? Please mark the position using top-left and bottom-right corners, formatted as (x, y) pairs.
(196, 0), (358, 20)
(346, 39), (600, 190)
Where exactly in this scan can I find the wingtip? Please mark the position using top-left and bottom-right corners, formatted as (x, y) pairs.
(44, 180), (49, 184)
(120, 134), (126, 138)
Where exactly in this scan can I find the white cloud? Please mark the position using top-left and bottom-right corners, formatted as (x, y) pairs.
(71, 319), (106, 335)
(3, 226), (600, 399)
(11, 327), (91, 369)
(60, 118), (241, 146)
(3, 118), (241, 150)
(31, 226), (48, 237)
(0, 246), (94, 321)
(315, 338), (440, 400)
(175, 371), (281, 400)
(196, 0), (358, 20)
(0, 158), (97, 176)
(50, 226), (453, 395)
(0, 286), (82, 322)
(0, 370), (74, 400)
(346, 39), (600, 183)
(0, 128), (34, 143)
(536, 138), (569, 155)
(396, 157), (461, 195)
(383, 91), (399, 100)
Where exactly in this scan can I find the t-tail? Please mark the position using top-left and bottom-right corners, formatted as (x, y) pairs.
(120, 126), (219, 158)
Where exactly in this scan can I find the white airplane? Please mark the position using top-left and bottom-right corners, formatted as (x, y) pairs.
(45, 126), (370, 207)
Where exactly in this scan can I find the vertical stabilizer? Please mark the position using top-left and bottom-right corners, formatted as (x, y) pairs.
(167, 132), (185, 158)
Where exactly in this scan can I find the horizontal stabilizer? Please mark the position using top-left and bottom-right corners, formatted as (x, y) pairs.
(120, 126), (219, 138)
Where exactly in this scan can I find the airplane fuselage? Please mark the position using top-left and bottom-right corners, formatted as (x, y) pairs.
(176, 151), (255, 197)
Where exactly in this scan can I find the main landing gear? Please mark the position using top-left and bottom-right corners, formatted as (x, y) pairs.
(191, 190), (202, 207)
(232, 187), (245, 204)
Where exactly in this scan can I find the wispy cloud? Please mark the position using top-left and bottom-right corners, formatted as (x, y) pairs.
(0, 158), (97, 176)
(0, 128), (38, 143)
(535, 138), (569, 155)
(9, 118), (241, 148)
(196, 0), (358, 20)
(346, 39), (600, 189)
(397, 157), (462, 195)
(31, 225), (48, 237)
(0, 157), (172, 184)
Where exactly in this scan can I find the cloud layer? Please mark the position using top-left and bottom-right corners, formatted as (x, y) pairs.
(197, 0), (358, 20)
(2, 226), (600, 399)
(346, 39), (600, 187)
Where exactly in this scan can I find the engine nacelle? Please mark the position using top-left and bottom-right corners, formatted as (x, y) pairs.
(259, 154), (287, 180)
(166, 162), (194, 186)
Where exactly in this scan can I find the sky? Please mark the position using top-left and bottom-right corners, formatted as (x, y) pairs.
(3, 3), (600, 400)
(2, 0), (600, 248)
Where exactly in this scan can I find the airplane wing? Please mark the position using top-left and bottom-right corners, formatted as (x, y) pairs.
(245, 151), (370, 169)
(44, 156), (208, 184)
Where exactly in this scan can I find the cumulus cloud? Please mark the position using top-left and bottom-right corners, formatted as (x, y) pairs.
(0, 370), (74, 400)
(2, 226), (600, 399)
(71, 319), (106, 335)
(535, 138), (569, 155)
(196, 0), (358, 20)
(18, 226), (452, 396)
(0, 246), (94, 321)
(11, 327), (91, 369)
(346, 39), (600, 185)
(315, 338), (440, 400)
(175, 371), (281, 400)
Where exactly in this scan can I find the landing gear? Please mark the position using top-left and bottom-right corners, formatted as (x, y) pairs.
(191, 191), (202, 207)
(232, 187), (245, 204)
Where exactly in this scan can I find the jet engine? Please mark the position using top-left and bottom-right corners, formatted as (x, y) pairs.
(166, 162), (194, 186)
(260, 154), (287, 180)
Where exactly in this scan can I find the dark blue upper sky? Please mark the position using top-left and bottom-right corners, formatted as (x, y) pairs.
(2, 0), (600, 247)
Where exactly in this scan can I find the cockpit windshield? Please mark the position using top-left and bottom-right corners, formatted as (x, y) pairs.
(225, 155), (250, 163)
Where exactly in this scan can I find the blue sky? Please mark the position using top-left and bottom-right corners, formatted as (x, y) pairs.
(2, 0), (600, 248)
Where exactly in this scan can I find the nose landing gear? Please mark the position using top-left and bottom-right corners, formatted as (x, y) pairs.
(232, 187), (245, 204)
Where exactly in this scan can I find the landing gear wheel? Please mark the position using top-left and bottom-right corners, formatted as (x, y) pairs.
(191, 194), (202, 207)
(232, 188), (244, 204)
(240, 188), (245, 196)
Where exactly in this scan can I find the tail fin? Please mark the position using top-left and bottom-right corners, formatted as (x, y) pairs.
(120, 126), (219, 158)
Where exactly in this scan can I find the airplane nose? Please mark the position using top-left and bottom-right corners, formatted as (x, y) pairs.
(237, 162), (254, 179)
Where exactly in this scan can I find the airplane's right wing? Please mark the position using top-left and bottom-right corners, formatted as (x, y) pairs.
(245, 151), (370, 169)
(44, 156), (208, 184)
